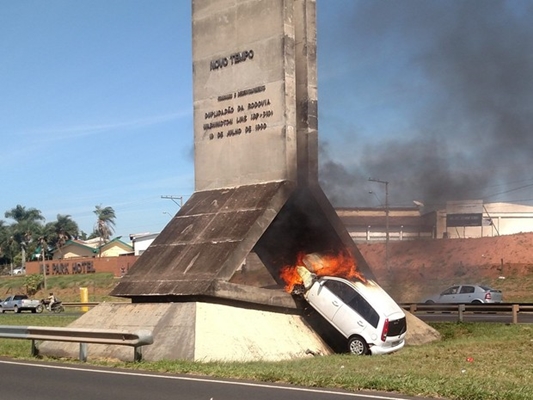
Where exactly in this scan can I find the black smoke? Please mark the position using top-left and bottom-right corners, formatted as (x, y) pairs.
(317, 0), (533, 210)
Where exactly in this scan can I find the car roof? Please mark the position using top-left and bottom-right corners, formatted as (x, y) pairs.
(319, 276), (405, 317)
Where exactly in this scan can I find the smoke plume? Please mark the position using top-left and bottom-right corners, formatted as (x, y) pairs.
(317, 0), (533, 210)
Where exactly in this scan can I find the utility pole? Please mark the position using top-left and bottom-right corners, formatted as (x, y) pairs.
(369, 178), (389, 273)
(41, 246), (47, 290)
(161, 195), (183, 208)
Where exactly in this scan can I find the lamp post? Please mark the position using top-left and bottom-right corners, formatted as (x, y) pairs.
(369, 177), (389, 273)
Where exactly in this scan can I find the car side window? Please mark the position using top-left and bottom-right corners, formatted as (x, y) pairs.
(324, 280), (379, 328)
(442, 286), (459, 295)
(459, 286), (475, 294)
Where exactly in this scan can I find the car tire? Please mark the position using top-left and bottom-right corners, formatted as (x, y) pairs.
(14, 306), (20, 314)
(425, 300), (435, 304)
(348, 336), (369, 356)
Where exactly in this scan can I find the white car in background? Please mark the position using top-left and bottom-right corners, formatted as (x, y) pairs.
(295, 268), (407, 355)
(12, 267), (25, 275)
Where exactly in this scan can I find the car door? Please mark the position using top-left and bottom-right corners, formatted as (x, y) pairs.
(1, 296), (13, 311)
(438, 286), (460, 303)
(322, 280), (368, 337)
(306, 279), (343, 321)
(457, 285), (476, 303)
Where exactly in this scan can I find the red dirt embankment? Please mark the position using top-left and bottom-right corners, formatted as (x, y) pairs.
(357, 232), (533, 303)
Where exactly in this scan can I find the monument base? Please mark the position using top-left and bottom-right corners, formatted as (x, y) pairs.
(38, 302), (333, 362)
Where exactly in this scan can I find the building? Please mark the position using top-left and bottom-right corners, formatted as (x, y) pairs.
(337, 201), (533, 243)
(52, 237), (133, 259)
(129, 232), (159, 256)
(336, 207), (436, 243)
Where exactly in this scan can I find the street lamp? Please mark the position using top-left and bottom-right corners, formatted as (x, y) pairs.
(368, 191), (382, 206)
(369, 177), (389, 273)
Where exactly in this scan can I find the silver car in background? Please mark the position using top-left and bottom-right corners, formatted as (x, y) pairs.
(424, 284), (503, 304)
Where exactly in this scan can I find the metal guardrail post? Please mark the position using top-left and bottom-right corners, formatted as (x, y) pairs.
(409, 304), (417, 313)
(134, 346), (142, 362)
(458, 304), (465, 322)
(31, 340), (38, 357)
(79, 343), (88, 362)
(512, 304), (519, 324)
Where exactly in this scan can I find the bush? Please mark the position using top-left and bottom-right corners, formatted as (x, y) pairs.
(24, 274), (44, 296)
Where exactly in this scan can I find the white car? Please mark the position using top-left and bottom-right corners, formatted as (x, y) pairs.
(296, 270), (407, 355)
(12, 267), (25, 275)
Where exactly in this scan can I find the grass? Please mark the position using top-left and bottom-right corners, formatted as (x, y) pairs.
(0, 273), (121, 302)
(0, 314), (532, 399)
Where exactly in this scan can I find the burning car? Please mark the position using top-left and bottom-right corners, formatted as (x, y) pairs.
(282, 253), (407, 356)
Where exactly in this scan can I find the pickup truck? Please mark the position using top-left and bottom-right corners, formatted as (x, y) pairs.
(0, 294), (43, 313)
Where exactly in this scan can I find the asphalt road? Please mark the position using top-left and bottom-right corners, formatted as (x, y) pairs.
(0, 359), (434, 400)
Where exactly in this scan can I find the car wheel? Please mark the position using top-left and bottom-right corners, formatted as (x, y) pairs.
(14, 306), (20, 314)
(425, 300), (435, 304)
(348, 336), (369, 356)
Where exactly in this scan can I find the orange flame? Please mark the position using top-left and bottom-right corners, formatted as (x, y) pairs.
(280, 250), (366, 293)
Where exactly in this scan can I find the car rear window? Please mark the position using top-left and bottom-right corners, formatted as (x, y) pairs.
(388, 317), (407, 336)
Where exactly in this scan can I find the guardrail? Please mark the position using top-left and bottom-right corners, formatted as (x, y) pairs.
(401, 303), (533, 323)
(62, 302), (101, 307)
(0, 325), (153, 362)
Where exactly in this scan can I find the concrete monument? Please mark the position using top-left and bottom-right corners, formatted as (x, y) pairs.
(41, 0), (436, 362)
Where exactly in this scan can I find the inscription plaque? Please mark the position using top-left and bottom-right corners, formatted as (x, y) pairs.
(193, 0), (302, 190)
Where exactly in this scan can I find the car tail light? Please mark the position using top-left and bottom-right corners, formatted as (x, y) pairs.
(485, 292), (492, 300)
(381, 318), (389, 341)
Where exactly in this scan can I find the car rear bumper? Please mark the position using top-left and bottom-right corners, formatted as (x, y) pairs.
(369, 338), (405, 355)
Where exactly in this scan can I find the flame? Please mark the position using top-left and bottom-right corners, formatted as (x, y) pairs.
(280, 250), (366, 293)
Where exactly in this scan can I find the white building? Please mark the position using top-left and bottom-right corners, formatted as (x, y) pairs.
(129, 232), (159, 256)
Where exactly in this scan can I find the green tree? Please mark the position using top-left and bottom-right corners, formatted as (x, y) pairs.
(0, 220), (11, 268)
(45, 214), (79, 258)
(24, 273), (44, 296)
(4, 205), (45, 271)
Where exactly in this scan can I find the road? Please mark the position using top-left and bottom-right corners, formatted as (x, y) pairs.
(0, 359), (433, 400)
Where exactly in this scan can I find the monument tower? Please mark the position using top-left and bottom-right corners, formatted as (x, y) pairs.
(112, 0), (374, 305)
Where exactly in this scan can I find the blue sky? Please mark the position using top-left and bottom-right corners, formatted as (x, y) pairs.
(2, 0), (532, 239)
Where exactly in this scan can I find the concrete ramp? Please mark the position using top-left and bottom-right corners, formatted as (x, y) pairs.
(39, 302), (332, 362)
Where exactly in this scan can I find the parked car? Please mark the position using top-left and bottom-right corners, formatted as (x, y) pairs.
(0, 294), (43, 313)
(12, 267), (25, 275)
(295, 268), (407, 356)
(424, 284), (503, 304)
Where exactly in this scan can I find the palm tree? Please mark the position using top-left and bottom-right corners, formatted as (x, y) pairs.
(93, 205), (116, 255)
(4, 205), (45, 270)
(46, 214), (80, 258)
(0, 220), (10, 269)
